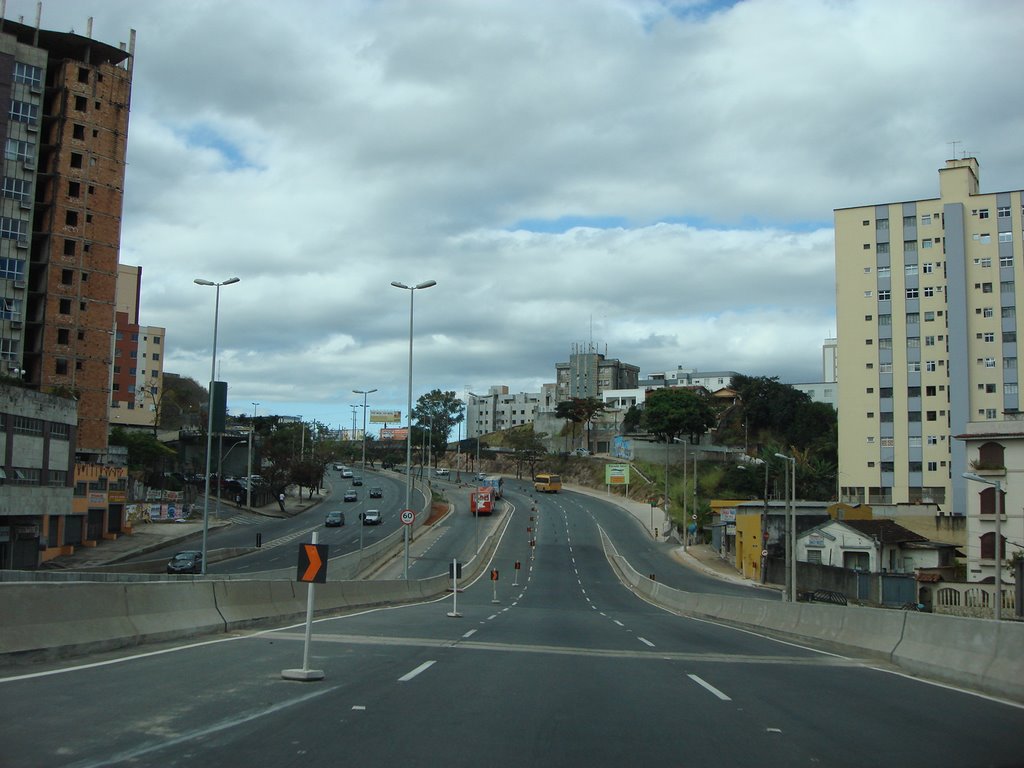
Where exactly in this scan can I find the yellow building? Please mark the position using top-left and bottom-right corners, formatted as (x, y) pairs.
(835, 158), (1024, 517)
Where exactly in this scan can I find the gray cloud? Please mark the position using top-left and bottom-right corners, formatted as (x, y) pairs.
(16, 0), (1023, 424)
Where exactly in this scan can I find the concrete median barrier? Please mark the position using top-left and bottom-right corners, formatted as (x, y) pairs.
(893, 612), (1024, 702)
(124, 582), (224, 644)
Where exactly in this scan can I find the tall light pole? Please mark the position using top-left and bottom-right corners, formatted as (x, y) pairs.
(963, 472), (1004, 620)
(246, 402), (259, 509)
(194, 276), (239, 575)
(392, 279), (436, 580)
(775, 452), (796, 603)
(353, 388), (377, 475)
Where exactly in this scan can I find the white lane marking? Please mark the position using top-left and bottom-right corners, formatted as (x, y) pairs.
(488, 614), (498, 620)
(352, 705), (366, 711)
(613, 620), (624, 627)
(766, 728), (782, 734)
(688, 674), (732, 701)
(638, 637), (655, 647)
(398, 660), (436, 682)
(462, 629), (477, 639)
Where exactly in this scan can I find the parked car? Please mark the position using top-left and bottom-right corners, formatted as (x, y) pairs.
(352, 476), (363, 486)
(362, 509), (382, 525)
(475, 472), (486, 481)
(325, 510), (345, 527)
(333, 463), (344, 471)
(573, 448), (590, 457)
(166, 551), (203, 574)
(434, 468), (450, 477)
(369, 487), (383, 498)
(343, 490), (358, 502)
(341, 469), (354, 478)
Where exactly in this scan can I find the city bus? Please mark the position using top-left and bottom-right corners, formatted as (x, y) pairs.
(533, 473), (562, 493)
(470, 487), (495, 515)
(481, 475), (504, 499)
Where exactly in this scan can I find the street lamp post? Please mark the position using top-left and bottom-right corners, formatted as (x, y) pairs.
(194, 276), (240, 575)
(392, 279), (436, 580)
(247, 402), (259, 509)
(353, 388), (377, 476)
(775, 452), (797, 602)
(963, 472), (1004, 620)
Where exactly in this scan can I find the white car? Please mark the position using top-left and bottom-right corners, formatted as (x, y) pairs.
(362, 509), (382, 525)
(341, 469), (354, 478)
(434, 468), (450, 477)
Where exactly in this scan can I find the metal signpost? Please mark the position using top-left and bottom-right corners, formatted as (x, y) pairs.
(282, 532), (327, 681)
(447, 558), (462, 618)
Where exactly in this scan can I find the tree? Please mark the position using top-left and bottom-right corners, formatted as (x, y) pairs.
(109, 427), (177, 486)
(411, 389), (464, 465)
(506, 425), (549, 479)
(620, 404), (643, 433)
(555, 397), (606, 451)
(640, 387), (716, 443)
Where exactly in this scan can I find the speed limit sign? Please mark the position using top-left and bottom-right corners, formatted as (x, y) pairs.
(400, 509), (415, 525)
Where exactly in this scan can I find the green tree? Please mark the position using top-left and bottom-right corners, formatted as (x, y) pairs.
(620, 404), (642, 433)
(640, 388), (716, 443)
(506, 425), (549, 479)
(555, 397), (606, 451)
(109, 427), (177, 485)
(412, 389), (464, 466)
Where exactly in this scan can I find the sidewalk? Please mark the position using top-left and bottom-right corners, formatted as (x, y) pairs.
(563, 481), (767, 588)
(40, 487), (322, 569)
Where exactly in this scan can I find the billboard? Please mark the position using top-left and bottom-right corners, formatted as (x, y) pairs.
(379, 428), (409, 441)
(605, 464), (630, 485)
(370, 410), (402, 424)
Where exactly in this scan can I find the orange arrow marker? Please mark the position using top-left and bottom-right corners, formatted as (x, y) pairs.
(302, 544), (322, 582)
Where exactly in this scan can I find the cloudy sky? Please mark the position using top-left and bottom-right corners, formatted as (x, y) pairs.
(9, 0), (1024, 431)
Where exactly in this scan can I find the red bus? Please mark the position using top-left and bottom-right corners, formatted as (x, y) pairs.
(470, 487), (495, 516)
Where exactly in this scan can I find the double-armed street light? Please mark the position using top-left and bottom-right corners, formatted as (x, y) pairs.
(391, 279), (436, 580)
(353, 388), (377, 474)
(194, 276), (240, 575)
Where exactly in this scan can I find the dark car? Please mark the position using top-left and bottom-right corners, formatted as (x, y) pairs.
(166, 550), (203, 574)
(343, 490), (358, 502)
(369, 487), (383, 498)
(325, 510), (345, 527)
(362, 509), (382, 525)
(351, 476), (363, 486)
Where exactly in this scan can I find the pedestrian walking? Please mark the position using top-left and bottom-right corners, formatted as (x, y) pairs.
(235, 493), (242, 508)
(278, 492), (286, 513)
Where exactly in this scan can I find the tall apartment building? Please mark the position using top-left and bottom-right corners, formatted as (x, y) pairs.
(835, 158), (1023, 516)
(109, 264), (165, 431)
(554, 344), (639, 402)
(466, 385), (541, 439)
(0, 16), (134, 460)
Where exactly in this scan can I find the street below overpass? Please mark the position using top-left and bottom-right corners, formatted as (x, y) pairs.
(2, 483), (1022, 767)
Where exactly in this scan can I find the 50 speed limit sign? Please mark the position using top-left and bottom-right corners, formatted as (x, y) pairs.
(400, 509), (416, 525)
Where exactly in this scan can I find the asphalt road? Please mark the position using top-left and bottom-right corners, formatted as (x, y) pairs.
(3, 483), (1022, 767)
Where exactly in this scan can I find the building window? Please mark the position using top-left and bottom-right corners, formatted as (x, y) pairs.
(1001, 280), (1015, 293)
(0, 257), (25, 280)
(924, 311), (935, 321)
(0, 297), (21, 320)
(904, 240), (918, 253)
(1000, 254), (1014, 267)
(986, 408), (998, 419)
(906, 288), (919, 299)
(983, 332), (995, 343)
(907, 338), (920, 348)
(925, 361), (937, 372)
(13, 61), (43, 87)
(9, 100), (38, 125)
(906, 312), (919, 325)
(2, 177), (31, 203)
(65, 211), (78, 227)
(877, 242), (890, 255)
(978, 209), (990, 219)
(3, 139), (34, 163)
(997, 206), (1010, 218)
(1005, 383), (1019, 395)
(921, 214), (932, 225)
(923, 286), (934, 298)
(984, 358), (996, 368)
(925, 336), (935, 346)
(905, 264), (918, 276)
(878, 290), (891, 301)
(908, 362), (921, 372)
(878, 314), (891, 325)
(982, 283), (993, 293)
(1003, 307), (1016, 319)
(927, 435), (938, 445)
(877, 219), (889, 230)
(70, 153), (83, 169)
(999, 232), (1013, 244)
(927, 461), (938, 472)
(1004, 357), (1017, 369)
(878, 266), (891, 278)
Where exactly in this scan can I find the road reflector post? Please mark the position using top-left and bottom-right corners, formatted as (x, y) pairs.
(514, 559), (521, 586)
(282, 531), (327, 681)
(447, 558), (462, 618)
(490, 568), (500, 603)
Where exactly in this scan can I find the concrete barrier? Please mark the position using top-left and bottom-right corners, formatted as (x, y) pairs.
(893, 612), (1024, 702)
(598, 527), (1024, 702)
